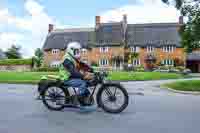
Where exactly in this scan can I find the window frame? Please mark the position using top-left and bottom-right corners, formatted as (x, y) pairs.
(50, 60), (61, 68)
(162, 59), (174, 66)
(131, 46), (140, 53)
(132, 58), (140, 66)
(81, 48), (87, 54)
(147, 45), (155, 53)
(52, 49), (60, 54)
(99, 59), (109, 66)
(100, 47), (109, 53)
(162, 45), (175, 53)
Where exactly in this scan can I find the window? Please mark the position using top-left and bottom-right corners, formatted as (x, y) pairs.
(103, 26), (112, 32)
(52, 49), (60, 54)
(81, 49), (87, 54)
(133, 59), (140, 66)
(131, 46), (140, 53)
(162, 45), (175, 53)
(50, 61), (61, 68)
(99, 59), (109, 66)
(82, 59), (88, 64)
(162, 59), (174, 66)
(100, 47), (109, 53)
(147, 46), (155, 53)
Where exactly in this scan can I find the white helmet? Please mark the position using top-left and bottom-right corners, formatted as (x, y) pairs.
(66, 42), (82, 59)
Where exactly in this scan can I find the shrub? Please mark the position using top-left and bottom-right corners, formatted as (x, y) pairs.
(155, 66), (191, 75)
(0, 59), (32, 65)
(134, 65), (145, 72)
(175, 66), (185, 72)
(158, 66), (170, 70)
(174, 58), (184, 67)
(91, 61), (98, 67)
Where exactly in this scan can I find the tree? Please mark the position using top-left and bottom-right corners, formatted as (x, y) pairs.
(5, 45), (22, 59)
(33, 48), (44, 68)
(180, 2), (200, 52)
(0, 49), (6, 59)
(162, 0), (200, 53)
(161, 0), (184, 9)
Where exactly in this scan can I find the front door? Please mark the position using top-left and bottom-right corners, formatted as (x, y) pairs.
(113, 60), (122, 70)
(187, 61), (199, 73)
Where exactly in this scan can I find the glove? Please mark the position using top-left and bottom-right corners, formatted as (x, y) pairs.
(84, 72), (94, 80)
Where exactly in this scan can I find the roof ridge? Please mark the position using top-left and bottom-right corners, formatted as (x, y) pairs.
(53, 27), (94, 33)
(128, 23), (179, 27)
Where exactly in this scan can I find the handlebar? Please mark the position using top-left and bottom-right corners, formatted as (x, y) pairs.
(94, 71), (108, 78)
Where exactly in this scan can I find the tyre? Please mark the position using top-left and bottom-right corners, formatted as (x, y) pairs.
(96, 83), (129, 114)
(41, 82), (69, 111)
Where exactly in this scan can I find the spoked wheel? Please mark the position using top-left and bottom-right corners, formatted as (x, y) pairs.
(97, 84), (129, 114)
(41, 85), (68, 111)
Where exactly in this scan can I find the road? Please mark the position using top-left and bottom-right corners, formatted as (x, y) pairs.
(0, 79), (200, 133)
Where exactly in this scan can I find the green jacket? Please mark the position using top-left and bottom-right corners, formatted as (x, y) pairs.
(58, 52), (76, 80)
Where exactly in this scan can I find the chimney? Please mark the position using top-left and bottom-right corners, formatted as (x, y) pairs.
(122, 14), (127, 42)
(179, 16), (184, 24)
(95, 16), (101, 27)
(48, 24), (54, 33)
(123, 14), (127, 23)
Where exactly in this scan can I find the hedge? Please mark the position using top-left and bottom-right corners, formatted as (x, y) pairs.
(32, 67), (59, 72)
(0, 59), (33, 65)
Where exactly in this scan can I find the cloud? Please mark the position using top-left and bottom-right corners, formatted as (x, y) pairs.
(0, 33), (24, 50)
(0, 0), (61, 58)
(0, 8), (31, 30)
(100, 0), (180, 23)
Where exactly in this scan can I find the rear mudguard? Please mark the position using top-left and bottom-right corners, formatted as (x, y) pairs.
(37, 79), (63, 95)
(37, 79), (49, 94)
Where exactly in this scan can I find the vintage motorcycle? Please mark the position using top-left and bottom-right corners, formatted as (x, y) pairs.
(37, 62), (129, 114)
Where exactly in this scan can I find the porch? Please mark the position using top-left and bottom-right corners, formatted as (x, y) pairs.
(186, 53), (200, 73)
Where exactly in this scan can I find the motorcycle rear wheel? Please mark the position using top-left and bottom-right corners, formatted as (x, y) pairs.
(41, 83), (69, 111)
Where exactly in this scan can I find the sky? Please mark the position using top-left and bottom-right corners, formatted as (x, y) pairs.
(0, 0), (180, 58)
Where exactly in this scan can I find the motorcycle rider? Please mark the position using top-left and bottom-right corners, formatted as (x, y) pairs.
(59, 42), (94, 106)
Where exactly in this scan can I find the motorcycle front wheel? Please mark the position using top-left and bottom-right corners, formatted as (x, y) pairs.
(96, 83), (129, 114)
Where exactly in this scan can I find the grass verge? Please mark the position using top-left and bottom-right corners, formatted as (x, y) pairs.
(163, 80), (200, 92)
(0, 71), (187, 84)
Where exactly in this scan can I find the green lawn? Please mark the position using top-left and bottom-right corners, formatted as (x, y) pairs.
(0, 72), (57, 84)
(0, 71), (186, 84)
(108, 71), (185, 81)
(163, 80), (200, 92)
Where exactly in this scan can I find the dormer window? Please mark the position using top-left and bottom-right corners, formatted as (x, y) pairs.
(162, 45), (175, 53)
(104, 26), (112, 32)
(81, 49), (87, 54)
(52, 49), (60, 54)
(100, 47), (109, 53)
(147, 46), (155, 53)
(131, 46), (140, 53)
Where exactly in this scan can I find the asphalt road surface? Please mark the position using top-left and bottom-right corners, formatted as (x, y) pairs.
(0, 79), (200, 133)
